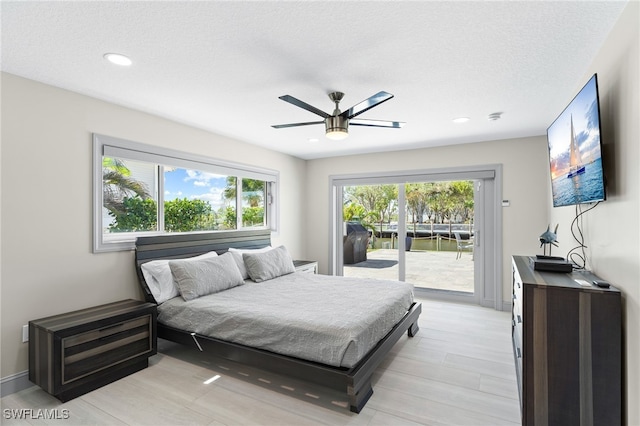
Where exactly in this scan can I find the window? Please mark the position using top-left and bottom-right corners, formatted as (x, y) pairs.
(93, 134), (278, 252)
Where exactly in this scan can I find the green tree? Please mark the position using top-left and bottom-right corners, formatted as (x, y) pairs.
(109, 197), (221, 233)
(450, 181), (474, 225)
(406, 184), (425, 223)
(345, 185), (397, 237)
(102, 157), (151, 216)
(223, 177), (265, 207)
(242, 207), (265, 227)
(108, 197), (157, 232)
(164, 198), (216, 232)
(379, 185), (398, 224)
(343, 203), (366, 222)
(222, 177), (266, 226)
(425, 182), (451, 224)
(220, 206), (237, 230)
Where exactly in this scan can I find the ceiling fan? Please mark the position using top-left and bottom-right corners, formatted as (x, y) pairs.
(272, 91), (405, 140)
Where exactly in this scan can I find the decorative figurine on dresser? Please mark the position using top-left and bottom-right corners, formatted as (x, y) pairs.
(29, 299), (157, 401)
(511, 255), (621, 426)
(538, 224), (559, 256)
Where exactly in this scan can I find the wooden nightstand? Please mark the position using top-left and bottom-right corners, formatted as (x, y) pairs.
(293, 260), (318, 274)
(29, 299), (157, 402)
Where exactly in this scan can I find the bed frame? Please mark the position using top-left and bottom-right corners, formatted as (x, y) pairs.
(134, 229), (421, 413)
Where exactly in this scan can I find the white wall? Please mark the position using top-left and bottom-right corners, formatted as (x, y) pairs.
(0, 73), (307, 378)
(548, 2), (639, 424)
(305, 136), (550, 305)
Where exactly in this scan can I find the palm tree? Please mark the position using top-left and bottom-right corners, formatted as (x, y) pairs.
(223, 177), (264, 207)
(102, 157), (151, 215)
(345, 185), (397, 238)
(450, 180), (474, 228)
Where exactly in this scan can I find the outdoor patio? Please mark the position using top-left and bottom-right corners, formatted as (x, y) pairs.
(343, 248), (474, 293)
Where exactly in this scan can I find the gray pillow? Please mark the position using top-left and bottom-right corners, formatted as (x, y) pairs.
(169, 252), (244, 301)
(243, 245), (295, 282)
(228, 246), (273, 279)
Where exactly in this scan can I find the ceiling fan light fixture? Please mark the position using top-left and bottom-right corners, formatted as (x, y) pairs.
(325, 116), (349, 140)
(326, 129), (349, 140)
(272, 90), (402, 139)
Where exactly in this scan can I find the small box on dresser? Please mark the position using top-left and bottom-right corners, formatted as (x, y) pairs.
(511, 255), (621, 426)
(29, 299), (157, 402)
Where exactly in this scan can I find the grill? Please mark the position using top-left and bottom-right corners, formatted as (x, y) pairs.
(344, 222), (369, 264)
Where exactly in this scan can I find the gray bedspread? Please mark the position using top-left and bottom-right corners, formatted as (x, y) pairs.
(157, 273), (414, 368)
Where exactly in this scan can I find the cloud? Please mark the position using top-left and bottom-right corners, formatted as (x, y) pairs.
(164, 168), (232, 209)
(184, 170), (227, 186)
(189, 186), (228, 210)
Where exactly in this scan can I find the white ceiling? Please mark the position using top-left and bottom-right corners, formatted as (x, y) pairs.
(1, 1), (627, 160)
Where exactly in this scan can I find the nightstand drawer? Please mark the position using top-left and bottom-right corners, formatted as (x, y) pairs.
(30, 299), (157, 401)
(63, 315), (153, 384)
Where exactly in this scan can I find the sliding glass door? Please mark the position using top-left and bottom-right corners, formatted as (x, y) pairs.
(331, 165), (502, 309)
(342, 181), (476, 296)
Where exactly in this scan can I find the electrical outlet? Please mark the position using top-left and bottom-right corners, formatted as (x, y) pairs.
(22, 325), (29, 343)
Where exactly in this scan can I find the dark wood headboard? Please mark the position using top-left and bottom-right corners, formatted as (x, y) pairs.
(134, 229), (271, 303)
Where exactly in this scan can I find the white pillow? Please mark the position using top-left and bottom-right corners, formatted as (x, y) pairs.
(243, 245), (295, 283)
(140, 251), (218, 303)
(169, 252), (244, 301)
(228, 246), (272, 279)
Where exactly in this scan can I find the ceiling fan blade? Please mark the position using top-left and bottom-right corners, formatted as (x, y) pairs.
(350, 118), (405, 128)
(271, 121), (324, 129)
(278, 95), (331, 118)
(341, 91), (394, 119)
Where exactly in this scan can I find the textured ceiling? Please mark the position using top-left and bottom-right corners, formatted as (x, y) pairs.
(1, 1), (628, 160)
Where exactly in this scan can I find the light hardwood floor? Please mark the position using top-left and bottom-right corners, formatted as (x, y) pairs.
(1, 298), (521, 425)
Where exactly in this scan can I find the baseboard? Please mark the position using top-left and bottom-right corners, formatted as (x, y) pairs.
(1, 370), (33, 398)
(503, 300), (512, 311)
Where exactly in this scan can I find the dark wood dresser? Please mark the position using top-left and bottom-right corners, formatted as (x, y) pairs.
(511, 255), (621, 426)
(29, 299), (157, 401)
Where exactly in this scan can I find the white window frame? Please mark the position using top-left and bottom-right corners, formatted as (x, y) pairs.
(93, 133), (279, 252)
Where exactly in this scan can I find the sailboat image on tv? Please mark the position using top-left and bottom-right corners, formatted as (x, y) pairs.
(567, 114), (586, 179)
(546, 74), (606, 207)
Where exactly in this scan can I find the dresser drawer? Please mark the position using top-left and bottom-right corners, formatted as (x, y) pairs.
(512, 302), (523, 338)
(512, 267), (523, 302)
(512, 325), (522, 366)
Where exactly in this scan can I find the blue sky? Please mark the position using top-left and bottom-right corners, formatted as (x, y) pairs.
(164, 168), (231, 211)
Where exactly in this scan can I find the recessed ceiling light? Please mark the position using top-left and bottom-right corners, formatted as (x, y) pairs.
(103, 53), (132, 66)
(452, 117), (470, 123)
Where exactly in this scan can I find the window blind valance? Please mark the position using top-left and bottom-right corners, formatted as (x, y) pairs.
(99, 134), (277, 182)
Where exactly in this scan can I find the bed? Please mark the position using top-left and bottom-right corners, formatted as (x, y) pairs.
(134, 229), (421, 413)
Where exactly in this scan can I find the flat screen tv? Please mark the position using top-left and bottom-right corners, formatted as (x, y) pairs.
(546, 74), (606, 207)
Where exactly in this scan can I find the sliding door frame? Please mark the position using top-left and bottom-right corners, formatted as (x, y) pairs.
(329, 164), (504, 310)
